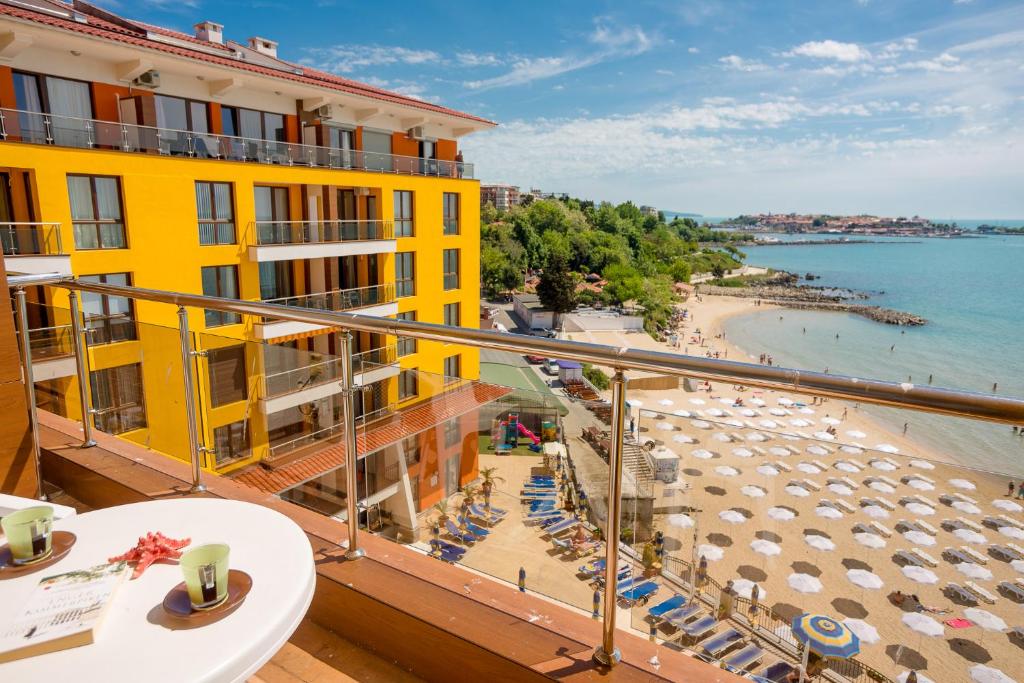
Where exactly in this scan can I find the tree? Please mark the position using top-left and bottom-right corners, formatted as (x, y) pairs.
(603, 263), (644, 304)
(536, 251), (578, 320)
(711, 263), (727, 279)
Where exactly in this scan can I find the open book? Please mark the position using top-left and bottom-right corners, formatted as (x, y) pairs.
(0, 561), (128, 663)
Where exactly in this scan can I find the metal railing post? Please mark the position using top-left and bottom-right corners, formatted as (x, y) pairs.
(339, 330), (365, 560)
(177, 306), (206, 494)
(593, 368), (626, 667)
(68, 290), (96, 448)
(14, 288), (46, 500)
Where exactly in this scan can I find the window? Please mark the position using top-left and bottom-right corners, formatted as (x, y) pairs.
(90, 363), (146, 434)
(327, 126), (355, 168)
(196, 182), (235, 245)
(208, 345), (247, 407)
(402, 435), (421, 466)
(443, 249), (460, 290)
(444, 452), (461, 497)
(67, 175), (125, 249)
(201, 266), (240, 326)
(80, 273), (136, 345)
(395, 252), (415, 298)
(13, 72), (92, 146)
(362, 130), (393, 172)
(443, 303), (460, 327)
(213, 420), (250, 466)
(444, 418), (460, 448)
(398, 369), (418, 400)
(254, 185), (290, 244)
(444, 355), (461, 383)
(443, 193), (459, 235)
(154, 95), (209, 133)
(258, 261), (294, 301)
(221, 106), (285, 141)
(394, 191), (413, 237)
(396, 311), (417, 357)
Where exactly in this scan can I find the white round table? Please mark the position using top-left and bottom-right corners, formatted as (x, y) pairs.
(0, 498), (315, 682)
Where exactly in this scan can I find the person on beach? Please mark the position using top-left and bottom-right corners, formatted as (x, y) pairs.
(903, 422), (909, 435)
(842, 407), (848, 421)
(1017, 486), (1024, 500)
(1010, 482), (1016, 497)
(890, 344), (895, 352)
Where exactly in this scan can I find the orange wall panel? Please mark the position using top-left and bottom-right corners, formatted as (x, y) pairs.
(436, 139), (456, 162)
(208, 102), (223, 134)
(392, 132), (418, 158)
(0, 66), (16, 110)
(91, 83), (135, 121)
(285, 114), (299, 144)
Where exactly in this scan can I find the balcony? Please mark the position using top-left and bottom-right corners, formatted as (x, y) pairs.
(248, 220), (396, 263)
(26, 324), (76, 380)
(1, 222), (71, 275)
(0, 108), (475, 179)
(254, 284), (397, 340)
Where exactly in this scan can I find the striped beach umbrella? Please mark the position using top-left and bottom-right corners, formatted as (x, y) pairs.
(792, 613), (860, 681)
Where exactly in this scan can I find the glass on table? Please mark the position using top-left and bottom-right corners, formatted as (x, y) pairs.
(1, 505), (54, 564)
(180, 543), (230, 609)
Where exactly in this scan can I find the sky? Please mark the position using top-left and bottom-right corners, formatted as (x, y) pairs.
(131, 1), (1024, 218)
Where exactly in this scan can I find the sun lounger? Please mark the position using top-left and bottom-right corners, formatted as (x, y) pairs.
(860, 497), (879, 509)
(431, 546), (464, 563)
(664, 603), (703, 628)
(848, 459), (866, 469)
(883, 457), (900, 469)
(812, 459), (829, 471)
(834, 499), (856, 514)
(916, 519), (938, 536)
(445, 520), (477, 544)
(579, 558), (629, 578)
(896, 550), (924, 567)
(998, 581), (1024, 601)
(724, 643), (765, 672)
(852, 523), (874, 535)
(841, 476), (859, 489)
(469, 504), (504, 524)
(525, 511), (560, 524)
(752, 446), (769, 456)
(876, 497), (896, 511)
(521, 490), (557, 499)
(757, 661), (795, 683)
(896, 519), (919, 534)
(681, 614), (718, 639)
(965, 581), (997, 604)
(961, 546), (988, 565)
(944, 547), (973, 564)
(539, 515), (569, 529)
(959, 517), (984, 532)
(430, 539), (467, 557)
(648, 594), (686, 620)
(461, 518), (491, 537)
(917, 495), (939, 508)
(802, 479), (821, 491)
(946, 582), (978, 604)
(619, 581), (659, 606)
(939, 494), (958, 506)
(819, 499), (839, 510)
(543, 517), (579, 536)
(911, 548), (938, 567)
(475, 502), (508, 515)
(774, 460), (792, 472)
(701, 628), (743, 657)
(730, 432), (745, 442)
(989, 545), (1022, 562)
(796, 430), (811, 439)
(870, 522), (892, 538)
(1008, 543), (1024, 556)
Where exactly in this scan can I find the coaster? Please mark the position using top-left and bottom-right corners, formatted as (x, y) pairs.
(0, 531), (77, 579)
(161, 569), (252, 623)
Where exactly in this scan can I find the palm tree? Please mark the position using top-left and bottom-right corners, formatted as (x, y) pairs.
(432, 499), (450, 523)
(478, 467), (506, 497)
(460, 484), (480, 511)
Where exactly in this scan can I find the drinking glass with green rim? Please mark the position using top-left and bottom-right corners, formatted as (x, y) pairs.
(1, 505), (54, 565)
(179, 543), (230, 609)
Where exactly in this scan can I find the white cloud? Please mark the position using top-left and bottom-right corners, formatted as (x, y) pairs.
(588, 20), (652, 53)
(655, 69), (674, 76)
(688, 47), (700, 54)
(300, 45), (440, 73)
(878, 38), (919, 59)
(899, 52), (967, 72)
(719, 55), (768, 72)
(786, 40), (870, 62)
(456, 51), (503, 67)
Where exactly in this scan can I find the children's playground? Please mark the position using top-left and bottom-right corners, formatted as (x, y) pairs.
(481, 410), (560, 455)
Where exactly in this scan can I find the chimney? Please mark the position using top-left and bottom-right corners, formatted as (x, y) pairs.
(194, 20), (224, 45)
(247, 36), (278, 58)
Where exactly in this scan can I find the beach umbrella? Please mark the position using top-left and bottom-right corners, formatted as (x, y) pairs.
(729, 578), (761, 600)
(909, 459), (935, 470)
(869, 481), (897, 494)
(723, 418), (744, 428)
(862, 505), (889, 519)
(626, 399), (643, 408)
(903, 530), (935, 546)
(791, 613), (860, 683)
(905, 503), (935, 516)
(760, 419), (780, 429)
(807, 445), (830, 456)
(998, 526), (1024, 540)
(732, 447), (753, 458)
(953, 501), (983, 515)
(853, 532), (886, 549)
(740, 408), (758, 417)
(902, 612), (944, 637)
(907, 479), (934, 491)
(956, 562), (993, 581)
(953, 528), (987, 545)
(770, 446), (790, 456)
(719, 509), (746, 524)
(640, 409), (658, 418)
(969, 665), (1016, 683)
(901, 566), (939, 585)
(836, 462), (860, 473)
(786, 485), (811, 498)
(715, 465), (739, 477)
(750, 398), (766, 407)
(816, 506), (843, 519)
(780, 432), (801, 441)
(741, 485), (766, 498)
(751, 539), (782, 557)
(757, 464), (780, 476)
(828, 483), (853, 496)
(964, 608), (1007, 633)
(871, 460), (897, 472)
(897, 671), (935, 683)
(821, 417), (841, 426)
(697, 544), (724, 561)
(1011, 559), (1024, 574)
(993, 499), (1023, 513)
(719, 398), (738, 406)
(843, 619), (880, 644)
(788, 573), (823, 594)
(673, 434), (697, 444)
(655, 422), (674, 431)
(713, 432), (733, 442)
(949, 478), (976, 490)
(691, 420), (713, 430)
(689, 398), (706, 405)
(840, 445), (864, 455)
(768, 507), (796, 521)
(814, 431), (836, 441)
(804, 534), (836, 551)
(667, 513), (695, 529)
(747, 432), (770, 442)
(778, 398), (794, 406)
(672, 409), (692, 417)
(847, 569), (884, 591)
(846, 430), (867, 439)
(707, 408), (726, 417)
(659, 398), (674, 406)
(875, 443), (900, 454)
(769, 408), (788, 417)
(798, 463), (822, 475)
(691, 448), (715, 460)
(790, 418), (812, 427)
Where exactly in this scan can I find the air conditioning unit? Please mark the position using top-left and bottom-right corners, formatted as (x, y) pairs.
(132, 70), (161, 89)
(407, 125), (425, 140)
(316, 104), (332, 120)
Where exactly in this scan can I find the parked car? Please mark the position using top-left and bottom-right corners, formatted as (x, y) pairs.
(525, 355), (545, 364)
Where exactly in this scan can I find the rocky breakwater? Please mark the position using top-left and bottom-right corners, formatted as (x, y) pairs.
(699, 284), (926, 326)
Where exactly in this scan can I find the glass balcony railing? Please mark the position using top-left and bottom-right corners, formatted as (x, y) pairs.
(1, 222), (64, 256)
(263, 345), (397, 398)
(27, 324), (74, 361)
(0, 108), (475, 178)
(261, 283), (395, 313)
(253, 220), (394, 246)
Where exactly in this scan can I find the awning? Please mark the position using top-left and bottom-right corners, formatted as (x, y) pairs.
(264, 327), (340, 345)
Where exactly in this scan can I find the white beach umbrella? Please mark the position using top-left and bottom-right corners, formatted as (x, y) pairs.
(954, 528), (988, 545)
(869, 481), (896, 494)
(952, 501), (982, 515)
(731, 447), (753, 458)
(767, 507), (796, 521)
(719, 509), (746, 524)
(814, 431), (836, 441)
(723, 418), (744, 428)
(626, 399), (643, 408)
(751, 539), (782, 557)
(697, 544), (724, 561)
(769, 408), (788, 416)
(964, 608), (1007, 633)
(908, 479), (934, 491)
(749, 397), (766, 407)
(655, 422), (674, 432)
(897, 671), (935, 683)
(778, 397), (794, 406)
(798, 463), (822, 475)
(846, 430), (867, 439)
(903, 530), (935, 547)
(853, 532), (886, 549)
(993, 499), (1024, 513)
(875, 443), (899, 454)
(905, 503), (935, 516)
(691, 448), (715, 460)
(691, 420), (713, 430)
(863, 505), (889, 519)
(902, 612), (944, 637)
(672, 409), (693, 417)
(719, 398), (738, 406)
(901, 566), (939, 584)
(659, 398), (674, 407)
(747, 432), (770, 442)
(715, 465), (739, 477)
(836, 462), (860, 473)
(731, 578), (762, 599)
(798, 407), (815, 415)
(816, 506), (843, 519)
(640, 409), (658, 418)
(843, 619), (880, 644)
(1011, 559), (1024, 574)
(706, 408), (726, 417)
(741, 485), (766, 498)
(780, 432), (800, 441)
(949, 478), (976, 491)
(790, 418), (812, 427)
(804, 534), (836, 551)
(969, 664), (1016, 683)
(847, 569), (884, 590)
(713, 432), (733, 442)
(828, 483), (853, 497)
(821, 417), (841, 426)
(807, 445), (830, 456)
(871, 460), (897, 472)
(760, 419), (780, 429)
(840, 445), (864, 455)
(740, 408), (758, 417)
(666, 513), (694, 529)
(785, 485), (811, 498)
(788, 573), (823, 594)
(672, 434), (697, 445)
(956, 562), (993, 581)
(757, 464), (780, 477)
(999, 526), (1024, 540)
(769, 446), (790, 457)
(689, 398), (706, 405)
(909, 459), (935, 470)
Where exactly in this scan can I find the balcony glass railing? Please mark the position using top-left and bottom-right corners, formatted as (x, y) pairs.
(0, 108), (475, 179)
(253, 220), (394, 246)
(27, 324), (74, 361)
(1, 222), (64, 256)
(263, 345), (397, 398)
(261, 283), (395, 313)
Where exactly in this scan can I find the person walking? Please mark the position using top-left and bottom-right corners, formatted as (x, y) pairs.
(1009, 482), (1016, 497)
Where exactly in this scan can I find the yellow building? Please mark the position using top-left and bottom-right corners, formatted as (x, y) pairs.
(0, 1), (495, 536)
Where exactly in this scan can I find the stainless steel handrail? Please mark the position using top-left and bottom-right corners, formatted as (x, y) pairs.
(251, 219), (395, 245)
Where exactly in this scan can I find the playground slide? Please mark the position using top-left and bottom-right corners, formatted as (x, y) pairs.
(517, 423), (541, 446)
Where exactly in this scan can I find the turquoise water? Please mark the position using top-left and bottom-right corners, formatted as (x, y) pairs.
(722, 233), (1024, 476)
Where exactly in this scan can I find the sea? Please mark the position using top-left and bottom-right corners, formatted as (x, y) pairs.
(719, 227), (1024, 477)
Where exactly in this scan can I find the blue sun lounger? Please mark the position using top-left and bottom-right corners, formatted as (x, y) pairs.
(648, 594), (686, 620)
(445, 520), (476, 544)
(470, 503), (506, 520)
(618, 581), (659, 606)
(681, 614), (718, 639)
(526, 507), (559, 518)
(430, 539), (466, 556)
(701, 627), (743, 657)
(539, 515), (569, 529)
(664, 603), (703, 628)
(521, 490), (556, 499)
(724, 644), (765, 672)
(542, 517), (578, 536)
(461, 519), (490, 537)
(527, 499), (556, 509)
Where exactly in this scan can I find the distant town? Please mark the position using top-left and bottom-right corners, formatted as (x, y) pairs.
(717, 213), (966, 236)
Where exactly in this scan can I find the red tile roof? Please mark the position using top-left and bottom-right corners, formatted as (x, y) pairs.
(0, 1), (495, 126)
(232, 382), (512, 493)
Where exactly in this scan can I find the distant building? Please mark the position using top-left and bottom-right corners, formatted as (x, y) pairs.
(640, 205), (659, 218)
(481, 183), (521, 211)
(512, 293), (554, 331)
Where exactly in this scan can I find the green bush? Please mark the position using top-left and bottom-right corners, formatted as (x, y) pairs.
(583, 364), (610, 390)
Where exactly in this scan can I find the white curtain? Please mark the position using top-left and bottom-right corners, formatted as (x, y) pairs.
(45, 77), (91, 146)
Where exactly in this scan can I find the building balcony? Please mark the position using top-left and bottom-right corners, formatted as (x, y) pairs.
(247, 220), (396, 263)
(254, 284), (397, 340)
(1, 222), (71, 275)
(0, 108), (475, 179)
(26, 324), (76, 380)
